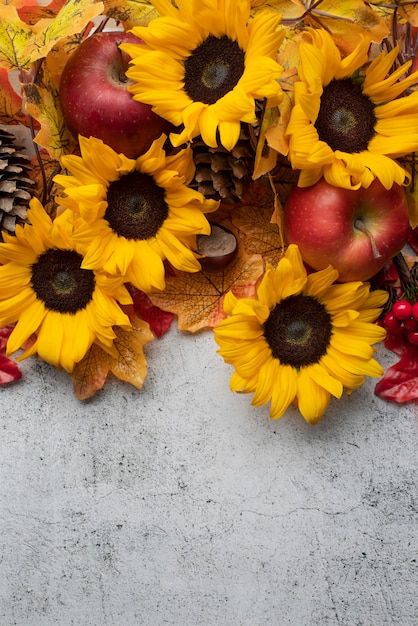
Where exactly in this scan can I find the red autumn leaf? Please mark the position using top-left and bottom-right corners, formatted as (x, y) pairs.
(0, 353), (22, 384)
(375, 329), (418, 402)
(0, 324), (15, 352)
(127, 285), (174, 338)
(0, 325), (22, 384)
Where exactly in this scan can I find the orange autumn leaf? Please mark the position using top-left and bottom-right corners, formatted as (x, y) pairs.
(0, 67), (27, 124)
(70, 315), (154, 400)
(149, 238), (264, 333)
(230, 181), (286, 267)
(17, 0), (67, 26)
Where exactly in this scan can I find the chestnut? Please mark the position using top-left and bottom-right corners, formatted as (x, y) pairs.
(197, 223), (238, 273)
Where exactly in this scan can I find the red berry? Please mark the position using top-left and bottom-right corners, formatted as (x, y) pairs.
(383, 311), (402, 330)
(407, 330), (418, 345)
(392, 300), (413, 320)
(412, 302), (418, 321)
(404, 317), (418, 330)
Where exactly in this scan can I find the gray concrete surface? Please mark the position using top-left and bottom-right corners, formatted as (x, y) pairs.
(1, 327), (417, 626)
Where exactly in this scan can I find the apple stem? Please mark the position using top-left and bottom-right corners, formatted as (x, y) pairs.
(354, 218), (381, 259)
(115, 43), (129, 83)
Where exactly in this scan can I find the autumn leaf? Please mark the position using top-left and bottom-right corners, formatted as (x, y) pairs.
(0, 354), (22, 384)
(253, 0), (388, 53)
(149, 236), (264, 332)
(0, 324), (16, 352)
(0, 5), (34, 70)
(128, 285), (175, 338)
(0, 0), (103, 71)
(230, 181), (286, 267)
(102, 0), (157, 29)
(23, 81), (76, 159)
(18, 0), (68, 26)
(70, 315), (154, 400)
(30, 0), (104, 60)
(0, 324), (22, 385)
(375, 330), (418, 403)
(253, 105), (279, 180)
(0, 67), (27, 124)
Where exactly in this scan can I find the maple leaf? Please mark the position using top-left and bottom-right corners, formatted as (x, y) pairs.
(0, 0), (103, 71)
(149, 237), (264, 332)
(0, 354), (22, 384)
(102, 0), (157, 29)
(128, 285), (175, 338)
(70, 315), (154, 400)
(230, 181), (286, 267)
(18, 0), (68, 26)
(0, 325), (22, 385)
(375, 330), (418, 403)
(0, 68), (27, 125)
(255, 0), (388, 53)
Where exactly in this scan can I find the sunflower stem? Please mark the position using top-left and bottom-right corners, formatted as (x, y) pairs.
(354, 218), (381, 259)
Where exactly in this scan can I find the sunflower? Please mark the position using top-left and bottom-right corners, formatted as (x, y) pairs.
(54, 135), (218, 293)
(0, 198), (132, 373)
(121, 0), (284, 151)
(285, 28), (418, 190)
(214, 244), (388, 424)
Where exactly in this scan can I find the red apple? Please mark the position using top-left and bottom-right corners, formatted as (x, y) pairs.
(59, 31), (172, 158)
(284, 178), (410, 282)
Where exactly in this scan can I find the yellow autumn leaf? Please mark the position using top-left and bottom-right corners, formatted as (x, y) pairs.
(399, 3), (418, 27)
(0, 5), (34, 70)
(102, 0), (157, 29)
(0, 0), (103, 71)
(23, 81), (76, 159)
(253, 105), (279, 180)
(307, 0), (388, 53)
(70, 315), (154, 400)
(31, 0), (104, 58)
(110, 316), (153, 387)
(253, 0), (388, 53)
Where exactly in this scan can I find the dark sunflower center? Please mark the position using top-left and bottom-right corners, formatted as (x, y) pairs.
(105, 171), (168, 240)
(31, 249), (95, 313)
(183, 35), (245, 105)
(315, 78), (376, 153)
(263, 294), (332, 368)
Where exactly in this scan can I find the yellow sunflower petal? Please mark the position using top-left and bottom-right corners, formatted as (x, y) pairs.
(297, 368), (331, 424)
(125, 0), (283, 150)
(269, 363), (298, 420)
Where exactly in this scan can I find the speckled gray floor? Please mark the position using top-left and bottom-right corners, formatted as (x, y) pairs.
(1, 327), (417, 626)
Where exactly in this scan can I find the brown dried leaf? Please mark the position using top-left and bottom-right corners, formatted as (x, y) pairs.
(70, 315), (154, 400)
(231, 181), (285, 267)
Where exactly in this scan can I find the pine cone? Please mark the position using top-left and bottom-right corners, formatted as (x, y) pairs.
(0, 128), (35, 238)
(190, 126), (255, 203)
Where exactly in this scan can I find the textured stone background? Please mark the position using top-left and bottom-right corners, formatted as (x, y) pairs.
(1, 328), (417, 625)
